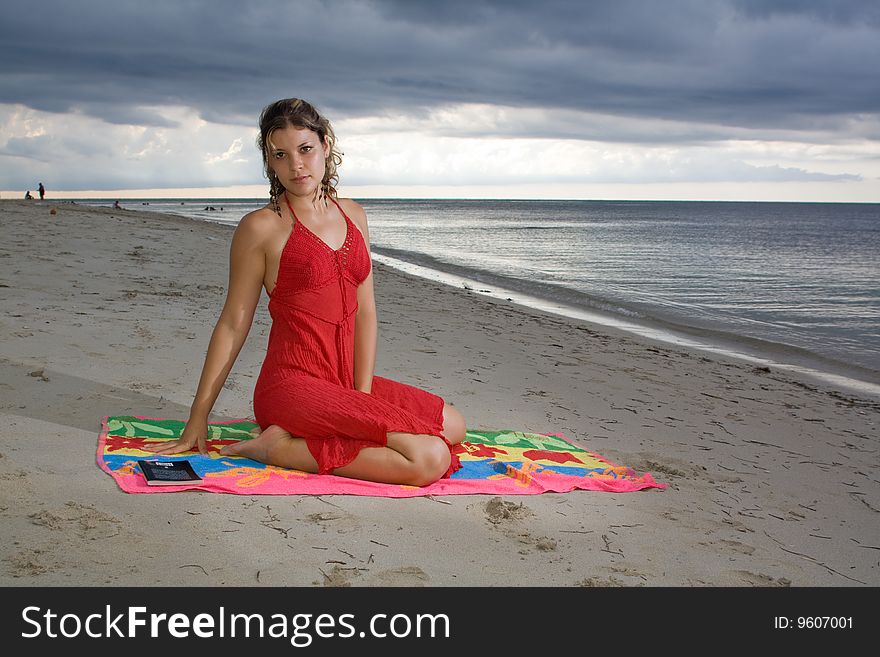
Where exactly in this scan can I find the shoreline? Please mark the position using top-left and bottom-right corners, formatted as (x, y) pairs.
(63, 198), (880, 398)
(1, 199), (878, 587)
(372, 251), (880, 400)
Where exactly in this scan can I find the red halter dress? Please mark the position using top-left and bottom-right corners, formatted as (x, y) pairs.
(252, 197), (461, 477)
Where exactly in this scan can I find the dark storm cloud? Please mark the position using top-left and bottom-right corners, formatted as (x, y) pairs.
(1, 0), (878, 141)
(731, 0), (880, 25)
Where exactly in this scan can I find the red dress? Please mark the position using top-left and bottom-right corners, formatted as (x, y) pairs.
(253, 198), (461, 477)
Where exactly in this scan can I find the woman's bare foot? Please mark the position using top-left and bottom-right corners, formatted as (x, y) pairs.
(219, 424), (290, 462)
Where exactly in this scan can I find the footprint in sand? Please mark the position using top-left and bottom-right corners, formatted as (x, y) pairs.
(483, 496), (533, 525)
(6, 547), (58, 578)
(316, 564), (431, 587)
(304, 510), (361, 534)
(368, 566), (430, 586)
(28, 501), (121, 539)
(479, 497), (558, 553)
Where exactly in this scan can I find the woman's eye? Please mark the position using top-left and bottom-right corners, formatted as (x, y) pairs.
(274, 152), (285, 159)
(301, 146), (313, 153)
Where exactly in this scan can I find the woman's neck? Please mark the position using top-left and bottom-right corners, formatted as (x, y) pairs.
(284, 190), (332, 218)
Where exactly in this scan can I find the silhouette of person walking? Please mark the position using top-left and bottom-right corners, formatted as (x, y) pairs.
(38, 183), (45, 200)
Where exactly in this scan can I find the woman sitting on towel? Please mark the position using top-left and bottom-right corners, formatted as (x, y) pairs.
(145, 98), (466, 486)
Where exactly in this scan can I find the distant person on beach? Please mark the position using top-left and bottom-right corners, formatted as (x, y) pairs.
(38, 183), (45, 200)
(25, 190), (33, 199)
(145, 98), (466, 486)
(113, 200), (121, 209)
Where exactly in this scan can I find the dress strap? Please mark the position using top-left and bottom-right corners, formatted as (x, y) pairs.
(329, 197), (353, 223)
(283, 193), (299, 223)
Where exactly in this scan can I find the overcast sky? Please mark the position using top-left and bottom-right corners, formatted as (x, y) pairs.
(1, 0), (878, 200)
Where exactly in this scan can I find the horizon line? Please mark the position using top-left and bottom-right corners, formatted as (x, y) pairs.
(4, 195), (877, 205)
(2, 183), (878, 204)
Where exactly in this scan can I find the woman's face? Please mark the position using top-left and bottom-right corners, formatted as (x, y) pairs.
(268, 125), (330, 198)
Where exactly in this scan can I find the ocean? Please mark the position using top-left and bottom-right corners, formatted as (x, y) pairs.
(85, 198), (880, 395)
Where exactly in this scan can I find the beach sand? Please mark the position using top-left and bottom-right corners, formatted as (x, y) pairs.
(1, 199), (877, 587)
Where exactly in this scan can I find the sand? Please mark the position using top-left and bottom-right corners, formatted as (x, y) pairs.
(0, 198), (877, 587)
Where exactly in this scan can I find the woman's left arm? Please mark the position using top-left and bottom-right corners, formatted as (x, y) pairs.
(348, 201), (377, 394)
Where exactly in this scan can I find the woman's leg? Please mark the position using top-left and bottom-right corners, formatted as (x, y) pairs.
(441, 402), (467, 445)
(334, 432), (451, 486)
(222, 400), (465, 482)
(233, 374), (467, 485)
(220, 425), (319, 473)
(220, 429), (450, 486)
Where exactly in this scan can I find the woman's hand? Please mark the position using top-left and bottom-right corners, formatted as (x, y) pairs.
(142, 417), (209, 456)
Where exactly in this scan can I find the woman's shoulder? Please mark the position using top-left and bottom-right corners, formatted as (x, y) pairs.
(234, 205), (283, 245)
(235, 205), (284, 241)
(337, 197), (365, 218)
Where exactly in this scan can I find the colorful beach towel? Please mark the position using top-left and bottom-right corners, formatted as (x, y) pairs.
(98, 415), (665, 496)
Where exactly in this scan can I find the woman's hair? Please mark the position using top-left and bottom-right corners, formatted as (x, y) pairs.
(257, 98), (343, 209)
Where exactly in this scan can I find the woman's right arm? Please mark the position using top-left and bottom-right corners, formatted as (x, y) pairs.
(144, 213), (269, 455)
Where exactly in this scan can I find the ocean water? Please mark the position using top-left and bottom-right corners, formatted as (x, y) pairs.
(87, 198), (880, 393)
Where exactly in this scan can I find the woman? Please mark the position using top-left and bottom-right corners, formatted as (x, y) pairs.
(145, 98), (465, 486)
